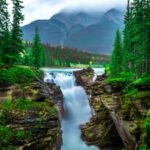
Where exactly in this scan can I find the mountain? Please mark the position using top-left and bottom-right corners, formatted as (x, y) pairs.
(22, 8), (124, 54)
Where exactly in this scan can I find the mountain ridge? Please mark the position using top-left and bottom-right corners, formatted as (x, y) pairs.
(22, 8), (124, 54)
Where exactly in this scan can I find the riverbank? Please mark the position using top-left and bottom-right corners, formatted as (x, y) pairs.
(73, 68), (150, 150)
(0, 67), (149, 150)
(0, 66), (63, 150)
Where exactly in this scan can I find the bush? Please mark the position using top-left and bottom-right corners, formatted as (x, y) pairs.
(107, 72), (135, 85)
(0, 69), (15, 85)
(10, 67), (36, 85)
(133, 74), (150, 86)
(16, 130), (32, 141)
(0, 126), (13, 147)
(0, 66), (36, 85)
(2, 99), (36, 111)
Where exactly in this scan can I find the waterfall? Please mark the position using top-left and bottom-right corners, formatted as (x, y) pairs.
(44, 69), (100, 150)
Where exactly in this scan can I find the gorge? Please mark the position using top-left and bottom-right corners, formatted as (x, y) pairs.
(44, 68), (104, 150)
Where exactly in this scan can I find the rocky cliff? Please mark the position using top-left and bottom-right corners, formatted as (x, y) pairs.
(73, 68), (149, 150)
(0, 77), (63, 150)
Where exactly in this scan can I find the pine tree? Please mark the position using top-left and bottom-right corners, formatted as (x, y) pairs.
(111, 29), (123, 77)
(143, 0), (150, 74)
(32, 27), (43, 68)
(0, 0), (10, 63)
(123, 0), (131, 72)
(10, 0), (24, 64)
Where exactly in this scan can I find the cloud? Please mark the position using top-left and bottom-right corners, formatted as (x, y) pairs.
(7, 0), (127, 25)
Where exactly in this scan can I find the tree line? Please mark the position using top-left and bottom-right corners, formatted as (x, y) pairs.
(0, 0), (44, 68)
(0, 0), (24, 65)
(111, 0), (150, 78)
(24, 41), (110, 67)
(0, 0), (110, 69)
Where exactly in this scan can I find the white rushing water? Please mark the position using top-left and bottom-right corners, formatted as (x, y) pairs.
(44, 68), (104, 150)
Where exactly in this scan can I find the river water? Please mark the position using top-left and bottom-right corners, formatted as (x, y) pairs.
(44, 68), (104, 150)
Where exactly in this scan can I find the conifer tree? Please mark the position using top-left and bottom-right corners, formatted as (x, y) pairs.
(112, 0), (150, 79)
(10, 0), (24, 64)
(0, 0), (10, 63)
(32, 27), (43, 68)
(123, 0), (131, 72)
(111, 29), (123, 77)
(143, 0), (150, 74)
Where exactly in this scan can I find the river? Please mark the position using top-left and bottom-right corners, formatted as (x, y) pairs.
(44, 68), (104, 150)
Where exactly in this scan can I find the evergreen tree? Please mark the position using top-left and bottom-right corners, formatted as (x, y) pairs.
(123, 0), (132, 72)
(111, 29), (123, 77)
(32, 27), (43, 68)
(143, 0), (150, 74)
(112, 0), (150, 79)
(0, 0), (10, 63)
(10, 0), (24, 64)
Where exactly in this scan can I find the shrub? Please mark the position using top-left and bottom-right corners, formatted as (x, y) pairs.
(0, 69), (15, 85)
(2, 99), (36, 111)
(16, 130), (32, 141)
(0, 66), (36, 85)
(0, 126), (13, 147)
(10, 67), (36, 85)
(133, 74), (150, 86)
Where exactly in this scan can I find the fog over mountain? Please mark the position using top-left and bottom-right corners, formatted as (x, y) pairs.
(22, 8), (125, 54)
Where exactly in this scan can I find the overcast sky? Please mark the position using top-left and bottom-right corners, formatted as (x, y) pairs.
(7, 0), (127, 26)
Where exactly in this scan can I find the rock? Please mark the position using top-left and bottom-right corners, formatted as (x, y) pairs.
(73, 68), (94, 87)
(47, 83), (63, 103)
(0, 78), (63, 150)
(12, 89), (23, 99)
(103, 84), (112, 93)
(74, 69), (147, 149)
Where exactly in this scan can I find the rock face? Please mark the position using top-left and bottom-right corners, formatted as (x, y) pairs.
(0, 77), (63, 150)
(74, 68), (148, 150)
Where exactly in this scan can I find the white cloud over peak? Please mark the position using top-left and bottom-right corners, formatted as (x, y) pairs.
(7, 0), (127, 25)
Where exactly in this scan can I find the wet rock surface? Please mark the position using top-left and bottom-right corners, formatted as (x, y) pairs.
(74, 68), (148, 150)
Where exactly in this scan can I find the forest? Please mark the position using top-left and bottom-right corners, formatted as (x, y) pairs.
(0, 0), (109, 68)
(109, 0), (150, 149)
(0, 0), (149, 149)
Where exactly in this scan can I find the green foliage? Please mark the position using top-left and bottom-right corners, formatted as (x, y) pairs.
(35, 69), (44, 80)
(0, 69), (15, 85)
(0, 0), (24, 65)
(125, 87), (138, 96)
(133, 74), (150, 86)
(49, 107), (57, 115)
(111, 0), (150, 85)
(106, 77), (128, 87)
(0, 126), (13, 147)
(10, 67), (36, 85)
(0, 67), (36, 85)
(105, 65), (110, 74)
(106, 71), (135, 88)
(139, 145), (149, 150)
(0, 0), (11, 65)
(10, 0), (24, 64)
(144, 110), (150, 147)
(2, 99), (36, 111)
(32, 27), (43, 68)
(16, 130), (31, 140)
(110, 29), (123, 77)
